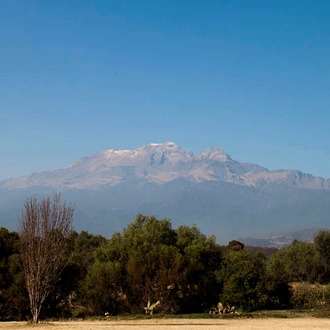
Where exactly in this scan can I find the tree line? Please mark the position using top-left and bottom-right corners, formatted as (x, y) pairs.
(1, 194), (330, 322)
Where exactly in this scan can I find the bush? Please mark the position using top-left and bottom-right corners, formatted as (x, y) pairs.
(291, 283), (330, 309)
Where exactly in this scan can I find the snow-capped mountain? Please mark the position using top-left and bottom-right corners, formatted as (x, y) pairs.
(1, 142), (329, 190)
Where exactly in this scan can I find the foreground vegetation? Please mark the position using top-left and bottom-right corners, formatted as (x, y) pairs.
(1, 202), (330, 321)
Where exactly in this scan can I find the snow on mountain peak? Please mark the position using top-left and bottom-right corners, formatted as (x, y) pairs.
(164, 141), (178, 147)
(103, 149), (130, 156)
(147, 141), (178, 148)
(199, 147), (231, 161)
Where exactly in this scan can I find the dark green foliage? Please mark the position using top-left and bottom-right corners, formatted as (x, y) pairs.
(84, 215), (223, 315)
(224, 240), (244, 252)
(0, 228), (106, 321)
(175, 224), (222, 313)
(314, 231), (330, 280)
(218, 241), (292, 311)
(264, 257), (292, 309)
(4, 213), (330, 319)
(48, 230), (108, 317)
(85, 215), (181, 314)
(268, 240), (323, 283)
(245, 246), (278, 260)
(218, 248), (268, 311)
(0, 228), (29, 320)
(68, 230), (107, 300)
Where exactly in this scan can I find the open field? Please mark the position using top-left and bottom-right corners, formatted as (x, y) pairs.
(1, 318), (330, 330)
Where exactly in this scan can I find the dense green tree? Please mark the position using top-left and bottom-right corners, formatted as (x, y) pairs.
(41, 230), (107, 318)
(314, 231), (330, 281)
(0, 228), (29, 320)
(84, 231), (133, 314)
(264, 249), (292, 308)
(85, 215), (181, 314)
(218, 248), (268, 311)
(69, 230), (108, 272)
(175, 224), (222, 312)
(85, 215), (223, 315)
(84, 259), (125, 315)
(268, 240), (322, 283)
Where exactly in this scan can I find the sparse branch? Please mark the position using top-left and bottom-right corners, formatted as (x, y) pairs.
(19, 193), (75, 323)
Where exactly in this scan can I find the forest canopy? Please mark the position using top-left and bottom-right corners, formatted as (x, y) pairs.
(1, 212), (330, 321)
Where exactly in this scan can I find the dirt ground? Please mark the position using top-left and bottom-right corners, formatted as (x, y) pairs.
(1, 318), (330, 330)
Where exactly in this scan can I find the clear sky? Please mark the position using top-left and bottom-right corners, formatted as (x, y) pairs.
(1, 0), (330, 181)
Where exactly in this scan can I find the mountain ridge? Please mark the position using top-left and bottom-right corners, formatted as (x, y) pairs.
(1, 142), (329, 190)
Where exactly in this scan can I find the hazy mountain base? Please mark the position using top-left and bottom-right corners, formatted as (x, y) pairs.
(1, 179), (330, 244)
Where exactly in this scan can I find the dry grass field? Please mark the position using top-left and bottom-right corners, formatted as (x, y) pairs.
(1, 318), (330, 330)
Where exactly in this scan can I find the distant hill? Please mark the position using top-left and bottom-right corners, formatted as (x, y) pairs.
(1, 142), (329, 243)
(241, 228), (325, 248)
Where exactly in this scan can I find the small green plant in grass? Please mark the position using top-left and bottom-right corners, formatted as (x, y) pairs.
(144, 300), (160, 315)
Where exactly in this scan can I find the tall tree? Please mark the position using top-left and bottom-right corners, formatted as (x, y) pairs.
(314, 231), (330, 280)
(219, 247), (268, 311)
(176, 224), (222, 312)
(18, 194), (75, 323)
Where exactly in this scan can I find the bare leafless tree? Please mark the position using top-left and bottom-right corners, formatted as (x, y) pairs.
(18, 193), (75, 323)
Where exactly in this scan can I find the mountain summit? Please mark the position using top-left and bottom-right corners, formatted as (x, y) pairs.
(1, 142), (329, 190)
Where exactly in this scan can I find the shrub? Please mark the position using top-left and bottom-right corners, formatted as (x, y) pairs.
(291, 283), (330, 309)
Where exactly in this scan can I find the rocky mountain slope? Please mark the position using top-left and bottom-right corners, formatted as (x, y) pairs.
(1, 142), (329, 190)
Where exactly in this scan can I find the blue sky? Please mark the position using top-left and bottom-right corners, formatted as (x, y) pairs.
(1, 0), (330, 180)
